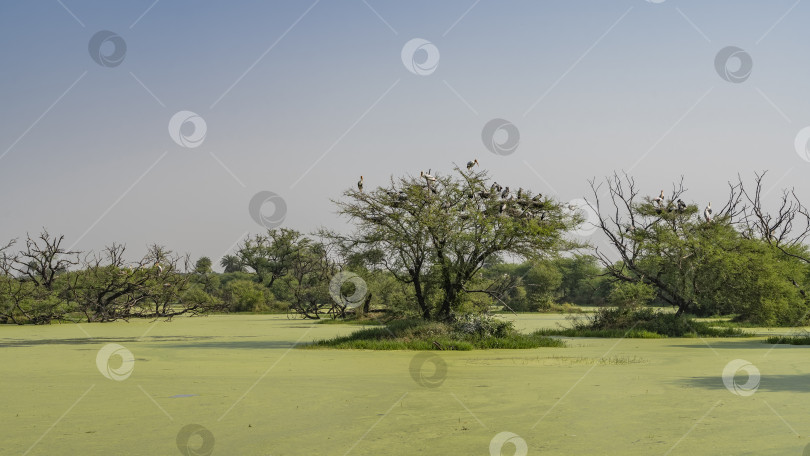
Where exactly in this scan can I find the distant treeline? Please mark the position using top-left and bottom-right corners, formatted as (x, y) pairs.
(3, 168), (810, 326)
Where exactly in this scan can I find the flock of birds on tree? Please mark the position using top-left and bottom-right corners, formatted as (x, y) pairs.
(355, 164), (716, 226)
(355, 159), (550, 221)
(651, 189), (713, 222)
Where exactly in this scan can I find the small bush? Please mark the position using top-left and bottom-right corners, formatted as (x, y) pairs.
(224, 280), (272, 312)
(765, 331), (810, 345)
(553, 307), (747, 338)
(304, 316), (565, 350)
(451, 313), (514, 338)
(608, 281), (655, 309)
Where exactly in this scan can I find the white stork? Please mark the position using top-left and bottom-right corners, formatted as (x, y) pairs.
(653, 190), (665, 207)
(420, 171), (436, 182)
(704, 202), (713, 222)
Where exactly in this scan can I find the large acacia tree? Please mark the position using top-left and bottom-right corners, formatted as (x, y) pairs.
(329, 166), (578, 320)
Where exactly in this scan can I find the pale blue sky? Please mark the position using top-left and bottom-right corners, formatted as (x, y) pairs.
(1, 1), (808, 267)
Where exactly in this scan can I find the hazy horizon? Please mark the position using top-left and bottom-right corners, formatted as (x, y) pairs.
(2, 0), (809, 269)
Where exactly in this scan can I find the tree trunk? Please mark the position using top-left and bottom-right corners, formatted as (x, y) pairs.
(412, 275), (430, 320)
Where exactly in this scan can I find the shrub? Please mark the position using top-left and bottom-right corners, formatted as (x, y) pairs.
(451, 313), (514, 338)
(607, 281), (655, 309)
(305, 316), (564, 350)
(567, 307), (745, 337)
(224, 279), (272, 312)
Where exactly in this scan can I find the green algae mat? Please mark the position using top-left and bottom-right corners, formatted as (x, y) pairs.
(1, 314), (809, 455)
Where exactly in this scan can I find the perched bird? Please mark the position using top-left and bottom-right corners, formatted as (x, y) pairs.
(478, 190), (492, 199)
(421, 171), (436, 182)
(501, 187), (510, 199)
(676, 199), (687, 212)
(466, 159), (479, 171)
(653, 190), (665, 207)
(531, 194), (545, 209)
(155, 263), (164, 274)
(516, 188), (523, 199)
(704, 202), (713, 222)
(357, 176), (364, 192)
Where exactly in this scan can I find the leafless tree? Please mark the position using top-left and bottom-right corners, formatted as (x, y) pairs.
(9, 231), (79, 290)
(739, 171), (810, 263)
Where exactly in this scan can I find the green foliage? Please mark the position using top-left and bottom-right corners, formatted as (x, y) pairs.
(194, 257), (213, 274)
(560, 307), (747, 338)
(608, 281), (655, 309)
(451, 313), (514, 338)
(523, 260), (563, 310)
(537, 328), (665, 338)
(594, 175), (810, 327)
(554, 255), (609, 306)
(306, 317), (565, 350)
(329, 165), (579, 320)
(765, 332), (810, 345)
(219, 255), (245, 273)
(224, 279), (276, 312)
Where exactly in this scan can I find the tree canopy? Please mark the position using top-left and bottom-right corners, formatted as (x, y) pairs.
(327, 165), (579, 320)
